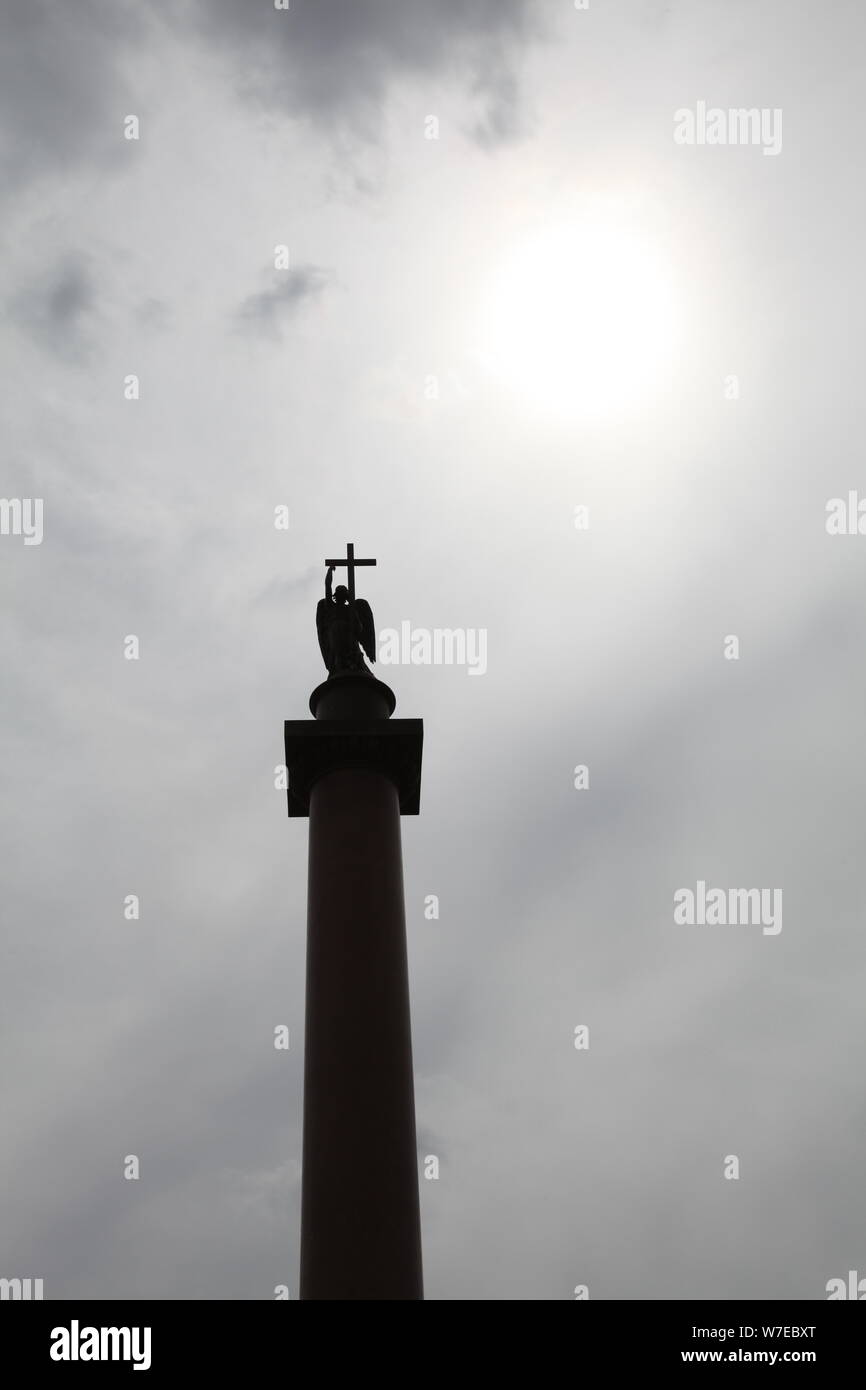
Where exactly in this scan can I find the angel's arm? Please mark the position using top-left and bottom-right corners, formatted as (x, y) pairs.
(325, 566), (334, 602)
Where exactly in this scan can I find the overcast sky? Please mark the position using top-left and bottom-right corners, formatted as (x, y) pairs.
(2, 0), (865, 1300)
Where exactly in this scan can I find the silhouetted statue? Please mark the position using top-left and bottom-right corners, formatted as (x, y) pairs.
(317, 565), (376, 675)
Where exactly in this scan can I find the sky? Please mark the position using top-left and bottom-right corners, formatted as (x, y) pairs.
(1, 0), (865, 1300)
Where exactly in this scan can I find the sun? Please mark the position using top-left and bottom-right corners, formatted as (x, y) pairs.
(474, 214), (678, 422)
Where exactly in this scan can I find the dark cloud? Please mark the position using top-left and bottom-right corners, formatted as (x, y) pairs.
(0, 0), (143, 189)
(8, 256), (98, 361)
(0, 0), (537, 204)
(236, 265), (331, 338)
(178, 0), (537, 147)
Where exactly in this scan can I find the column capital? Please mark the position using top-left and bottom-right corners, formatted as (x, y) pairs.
(284, 718), (423, 817)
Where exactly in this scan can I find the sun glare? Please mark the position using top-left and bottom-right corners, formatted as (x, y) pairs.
(475, 215), (678, 421)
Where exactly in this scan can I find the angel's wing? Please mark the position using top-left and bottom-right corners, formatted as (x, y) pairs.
(355, 599), (376, 664)
(315, 599), (331, 669)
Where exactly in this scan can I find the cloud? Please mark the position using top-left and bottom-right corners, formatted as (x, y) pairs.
(8, 256), (98, 361)
(180, 0), (538, 147)
(0, 0), (539, 208)
(134, 297), (172, 332)
(235, 265), (332, 338)
(465, 60), (524, 149)
(0, 0), (144, 190)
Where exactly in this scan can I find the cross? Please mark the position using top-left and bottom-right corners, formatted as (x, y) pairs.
(325, 542), (376, 602)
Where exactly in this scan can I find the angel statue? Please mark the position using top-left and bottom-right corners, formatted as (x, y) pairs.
(316, 565), (376, 675)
